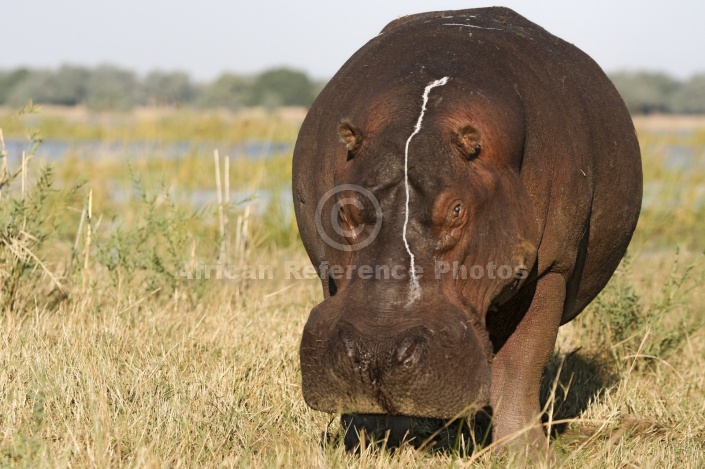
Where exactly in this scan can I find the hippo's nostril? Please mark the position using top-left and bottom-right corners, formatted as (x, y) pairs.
(342, 335), (359, 362)
(395, 335), (425, 368)
(336, 325), (363, 366)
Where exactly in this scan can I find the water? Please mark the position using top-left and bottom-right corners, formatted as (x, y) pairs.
(5, 138), (704, 215)
(4, 138), (293, 162)
(3, 138), (296, 222)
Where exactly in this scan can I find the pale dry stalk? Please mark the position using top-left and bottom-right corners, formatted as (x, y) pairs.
(0, 128), (7, 199)
(82, 189), (93, 293)
(224, 154), (231, 260)
(214, 150), (226, 264)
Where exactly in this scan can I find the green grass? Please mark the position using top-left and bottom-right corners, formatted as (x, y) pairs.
(1, 108), (704, 467)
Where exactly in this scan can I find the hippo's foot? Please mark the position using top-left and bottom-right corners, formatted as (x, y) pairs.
(490, 425), (557, 467)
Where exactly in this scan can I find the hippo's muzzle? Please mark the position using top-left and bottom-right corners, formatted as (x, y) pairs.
(300, 290), (492, 419)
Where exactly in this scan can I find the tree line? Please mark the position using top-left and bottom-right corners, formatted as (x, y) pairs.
(0, 65), (704, 114)
(0, 65), (323, 111)
(610, 71), (705, 114)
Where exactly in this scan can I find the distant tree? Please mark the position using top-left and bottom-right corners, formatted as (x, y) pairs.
(46, 65), (90, 106)
(247, 68), (315, 107)
(610, 71), (680, 114)
(670, 74), (705, 114)
(4, 69), (53, 107)
(85, 65), (139, 110)
(2, 66), (90, 106)
(199, 73), (252, 110)
(143, 71), (196, 106)
(0, 68), (30, 104)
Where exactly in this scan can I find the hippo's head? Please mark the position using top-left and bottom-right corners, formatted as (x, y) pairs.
(299, 76), (539, 419)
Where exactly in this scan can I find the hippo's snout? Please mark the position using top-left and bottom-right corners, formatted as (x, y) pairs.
(335, 323), (429, 377)
(300, 296), (492, 419)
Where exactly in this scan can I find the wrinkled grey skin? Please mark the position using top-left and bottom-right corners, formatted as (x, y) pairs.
(292, 7), (642, 448)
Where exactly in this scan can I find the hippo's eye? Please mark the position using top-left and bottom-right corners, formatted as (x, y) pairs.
(447, 202), (466, 226)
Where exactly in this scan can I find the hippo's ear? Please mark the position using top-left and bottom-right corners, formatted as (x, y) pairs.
(338, 121), (364, 153)
(454, 124), (482, 159)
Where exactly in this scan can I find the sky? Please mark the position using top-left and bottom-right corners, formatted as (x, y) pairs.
(2, 0), (703, 82)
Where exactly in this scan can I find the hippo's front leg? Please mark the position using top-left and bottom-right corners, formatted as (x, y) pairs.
(489, 273), (566, 452)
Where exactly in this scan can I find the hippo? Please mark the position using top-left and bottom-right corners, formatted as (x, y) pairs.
(292, 7), (642, 451)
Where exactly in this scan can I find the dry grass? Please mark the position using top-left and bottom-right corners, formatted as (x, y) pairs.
(0, 112), (704, 467)
(0, 105), (306, 143)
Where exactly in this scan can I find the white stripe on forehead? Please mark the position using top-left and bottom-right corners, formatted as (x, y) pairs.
(403, 76), (450, 306)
